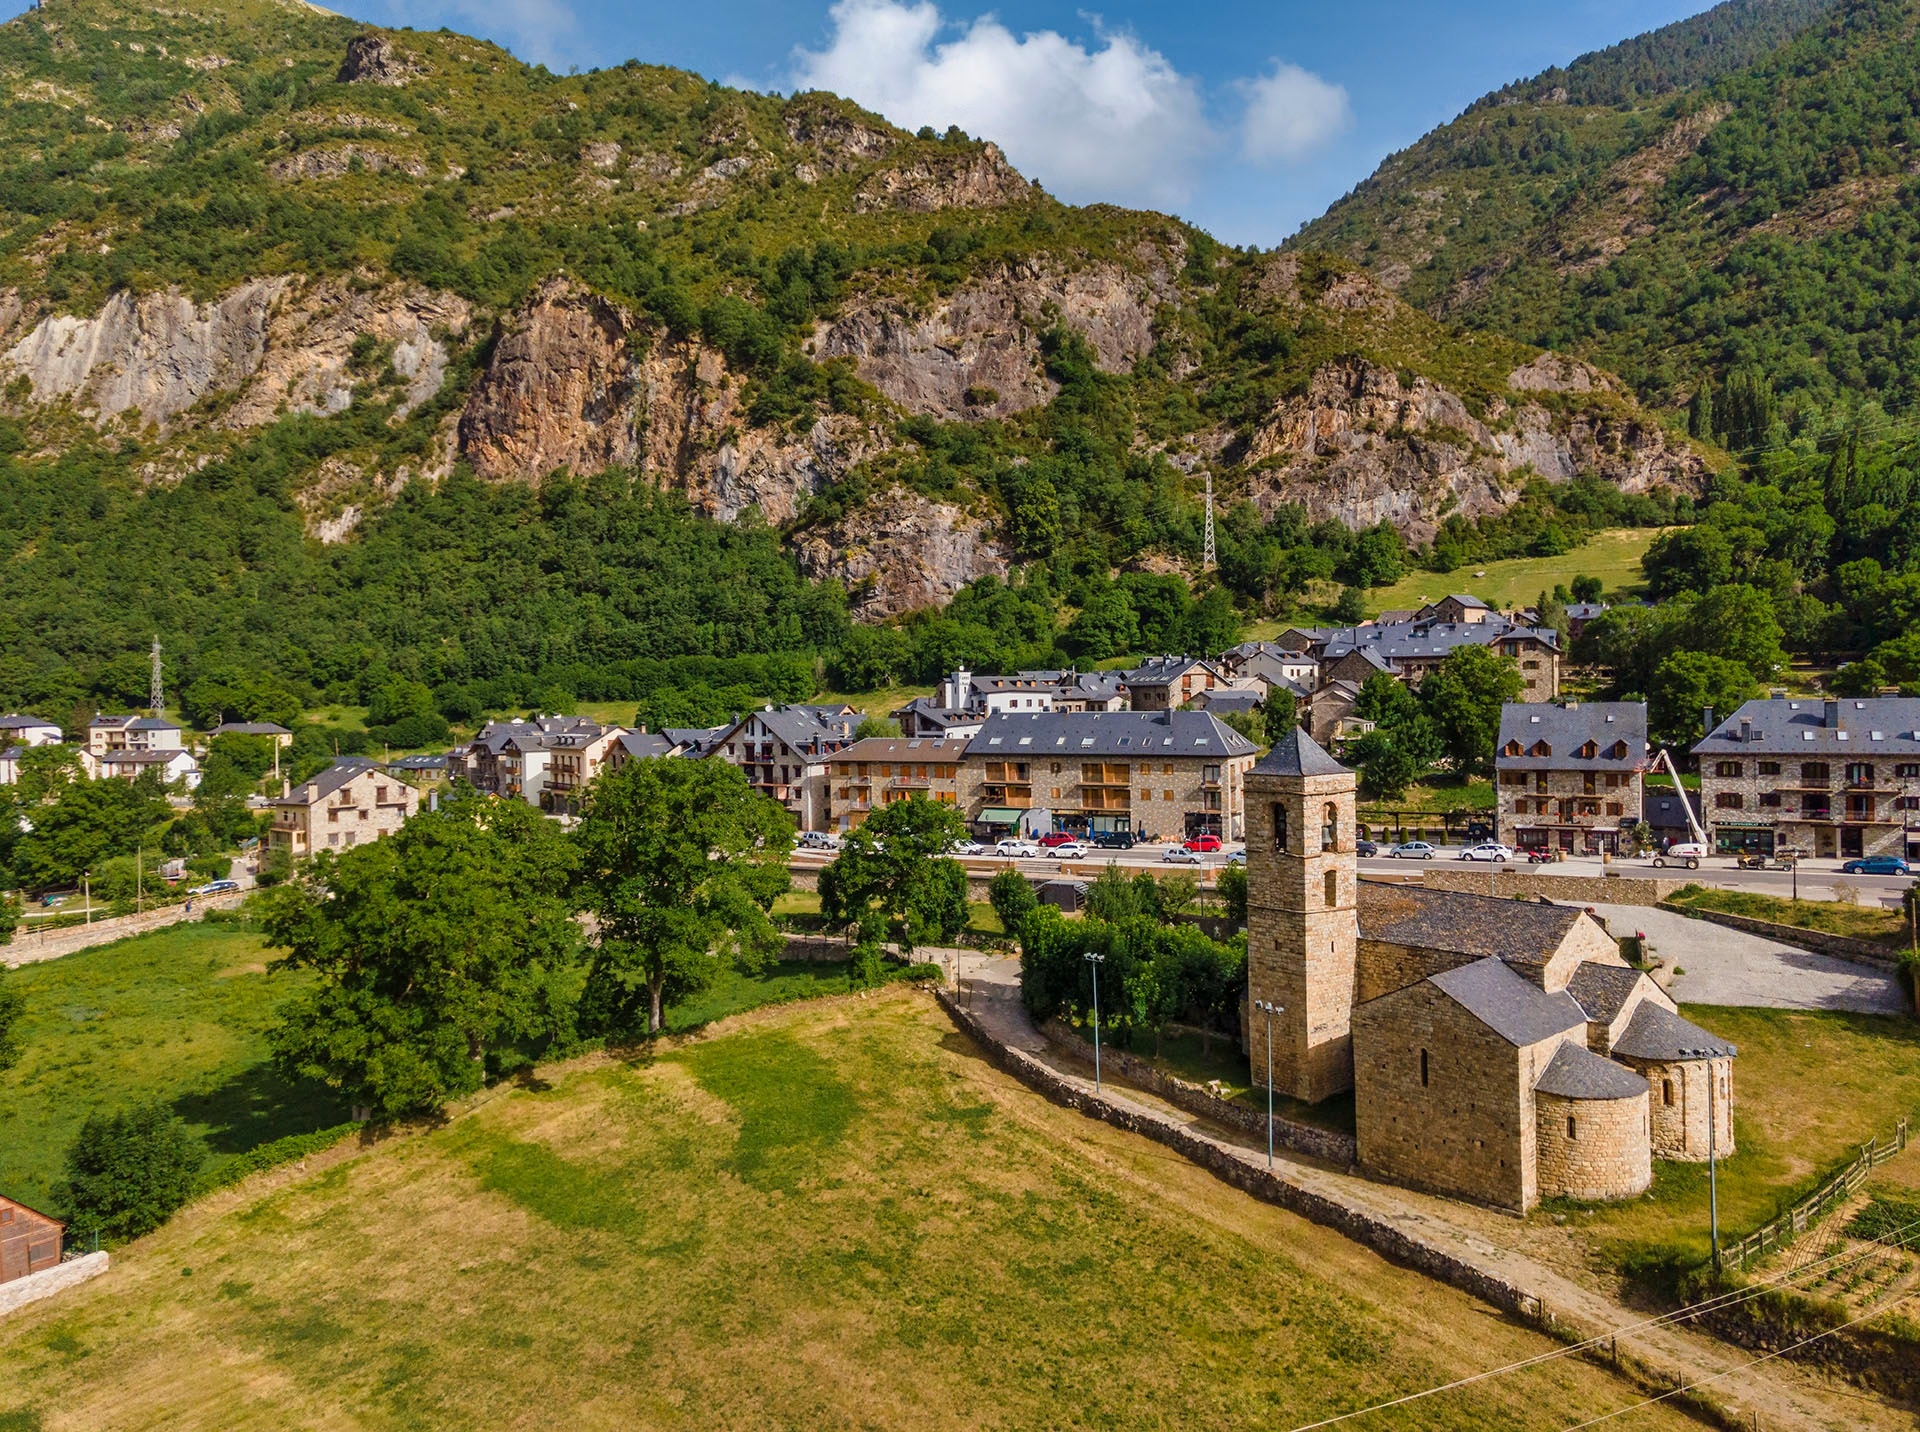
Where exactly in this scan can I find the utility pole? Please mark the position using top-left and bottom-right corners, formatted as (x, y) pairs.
(149, 635), (164, 716)
(1255, 1000), (1283, 1168)
(1202, 471), (1216, 571)
(1084, 951), (1105, 1093)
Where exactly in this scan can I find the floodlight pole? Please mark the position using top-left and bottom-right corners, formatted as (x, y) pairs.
(1255, 1000), (1284, 1169)
(1085, 951), (1105, 1093)
(1688, 1047), (1721, 1272)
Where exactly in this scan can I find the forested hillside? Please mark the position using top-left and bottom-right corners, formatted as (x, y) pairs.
(0, 0), (1706, 723)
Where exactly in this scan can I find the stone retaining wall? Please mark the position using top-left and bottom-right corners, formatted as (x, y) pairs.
(1415, 869), (1684, 907)
(4, 892), (249, 969)
(0, 1252), (109, 1316)
(1039, 1019), (1357, 1166)
(1654, 903), (1904, 973)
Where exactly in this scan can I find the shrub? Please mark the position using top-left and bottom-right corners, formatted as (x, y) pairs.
(989, 867), (1037, 936)
(59, 1103), (207, 1242)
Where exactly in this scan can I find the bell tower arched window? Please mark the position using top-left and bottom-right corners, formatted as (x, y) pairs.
(1321, 802), (1338, 852)
(1271, 802), (1289, 853)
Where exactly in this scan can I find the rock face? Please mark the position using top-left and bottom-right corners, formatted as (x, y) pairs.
(338, 34), (417, 86)
(795, 488), (1007, 619)
(1241, 358), (1707, 542)
(855, 143), (1031, 213)
(816, 259), (1166, 420)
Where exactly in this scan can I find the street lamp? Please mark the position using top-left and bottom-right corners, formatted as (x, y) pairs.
(1684, 1046), (1723, 1272)
(1254, 1000), (1284, 1168)
(1084, 951), (1105, 1093)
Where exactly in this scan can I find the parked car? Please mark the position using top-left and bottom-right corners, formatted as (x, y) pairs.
(1091, 830), (1136, 850)
(1651, 842), (1705, 870)
(1458, 842), (1516, 863)
(1355, 839), (1380, 857)
(1051, 841), (1092, 860)
(189, 879), (242, 896)
(1183, 834), (1224, 853)
(950, 839), (985, 856)
(1228, 850), (1247, 866)
(1162, 845), (1205, 864)
(995, 838), (1042, 859)
(1841, 855), (1911, 876)
(1463, 821), (1494, 843)
(797, 830), (842, 851)
(1389, 841), (1438, 860)
(1037, 831), (1080, 849)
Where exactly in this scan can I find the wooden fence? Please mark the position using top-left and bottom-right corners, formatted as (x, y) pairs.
(1729, 1117), (1909, 1270)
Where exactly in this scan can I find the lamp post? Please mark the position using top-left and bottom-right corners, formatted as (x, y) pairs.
(1254, 1000), (1284, 1168)
(1685, 1046), (1721, 1272)
(1084, 951), (1105, 1093)
(82, 868), (91, 926)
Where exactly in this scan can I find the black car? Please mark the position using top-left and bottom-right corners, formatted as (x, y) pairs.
(1356, 839), (1380, 857)
(1463, 822), (1494, 843)
(1091, 830), (1137, 850)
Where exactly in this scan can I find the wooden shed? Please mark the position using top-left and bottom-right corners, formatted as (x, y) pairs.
(1037, 879), (1089, 915)
(0, 1195), (64, 1284)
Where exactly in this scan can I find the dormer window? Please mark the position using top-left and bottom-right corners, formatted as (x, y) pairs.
(1503, 740), (1523, 757)
(1530, 741), (1551, 758)
(1578, 741), (1598, 759)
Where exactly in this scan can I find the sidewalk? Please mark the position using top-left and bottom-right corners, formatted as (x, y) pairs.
(941, 949), (1909, 1432)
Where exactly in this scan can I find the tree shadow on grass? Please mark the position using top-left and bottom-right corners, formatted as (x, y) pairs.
(171, 1060), (353, 1157)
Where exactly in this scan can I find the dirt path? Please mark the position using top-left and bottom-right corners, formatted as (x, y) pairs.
(941, 949), (1912, 1432)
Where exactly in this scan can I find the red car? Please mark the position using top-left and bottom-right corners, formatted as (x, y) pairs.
(1037, 831), (1080, 848)
(1183, 834), (1223, 853)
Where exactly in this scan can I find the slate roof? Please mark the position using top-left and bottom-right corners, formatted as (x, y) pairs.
(0, 714), (57, 732)
(1693, 698), (1920, 760)
(387, 753), (448, 772)
(470, 716), (609, 755)
(1251, 727), (1349, 778)
(1358, 883), (1584, 966)
(274, 757), (381, 806)
(97, 749), (192, 766)
(1497, 702), (1647, 772)
(128, 717), (180, 732)
(965, 710), (1256, 759)
(1611, 1001), (1738, 1062)
(1428, 957), (1587, 1047)
(829, 736), (969, 762)
(726, 704), (858, 754)
(615, 732), (677, 761)
(1566, 962), (1648, 1026)
(660, 725), (729, 756)
(1191, 691), (1264, 715)
(1534, 1041), (1649, 1101)
(1119, 655), (1228, 686)
(211, 722), (292, 737)
(1322, 617), (1560, 665)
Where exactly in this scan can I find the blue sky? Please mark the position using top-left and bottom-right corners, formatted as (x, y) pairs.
(48, 0), (1728, 243)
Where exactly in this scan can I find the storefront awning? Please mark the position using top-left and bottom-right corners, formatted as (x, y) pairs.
(978, 808), (1022, 823)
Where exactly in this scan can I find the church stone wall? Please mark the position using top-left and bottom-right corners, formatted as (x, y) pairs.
(1535, 1089), (1652, 1202)
(1619, 1054), (1735, 1162)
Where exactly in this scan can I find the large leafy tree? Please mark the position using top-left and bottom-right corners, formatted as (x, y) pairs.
(7, 750), (171, 892)
(1419, 646), (1525, 775)
(573, 758), (792, 1038)
(264, 791), (584, 1118)
(1648, 652), (1758, 752)
(819, 796), (970, 953)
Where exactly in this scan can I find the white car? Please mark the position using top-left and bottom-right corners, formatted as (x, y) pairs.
(797, 830), (842, 851)
(950, 839), (985, 856)
(1652, 842), (1705, 870)
(1458, 842), (1515, 863)
(188, 879), (242, 896)
(1050, 841), (1091, 860)
(1389, 841), (1438, 860)
(995, 838), (1042, 858)
(1162, 845), (1205, 864)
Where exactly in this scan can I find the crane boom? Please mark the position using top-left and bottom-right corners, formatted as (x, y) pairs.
(1651, 747), (1708, 848)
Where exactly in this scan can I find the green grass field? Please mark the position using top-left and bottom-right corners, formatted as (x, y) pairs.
(1665, 887), (1911, 951)
(1357, 528), (1661, 618)
(0, 992), (1696, 1431)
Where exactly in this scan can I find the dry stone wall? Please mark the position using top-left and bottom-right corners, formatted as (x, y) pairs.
(0, 1253), (108, 1317)
(1417, 869), (1685, 906)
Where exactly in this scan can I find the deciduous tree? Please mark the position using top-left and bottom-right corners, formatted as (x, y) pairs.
(1420, 646), (1524, 775)
(819, 795), (969, 952)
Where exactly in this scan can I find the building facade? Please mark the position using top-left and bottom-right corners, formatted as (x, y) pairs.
(827, 737), (967, 830)
(268, 759), (421, 857)
(1495, 702), (1648, 854)
(0, 714), (62, 747)
(1694, 698), (1920, 859)
(708, 705), (859, 831)
(87, 714), (183, 755)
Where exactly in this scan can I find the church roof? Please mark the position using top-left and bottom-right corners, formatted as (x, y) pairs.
(1565, 962), (1649, 1025)
(1429, 958), (1586, 1047)
(1534, 1042), (1648, 1101)
(1611, 1002), (1737, 1062)
(1251, 727), (1349, 778)
(1357, 883), (1584, 966)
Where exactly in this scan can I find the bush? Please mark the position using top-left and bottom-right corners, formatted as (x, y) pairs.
(59, 1103), (207, 1242)
(989, 867), (1037, 936)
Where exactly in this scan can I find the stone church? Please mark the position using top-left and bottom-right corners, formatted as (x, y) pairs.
(1246, 730), (1735, 1213)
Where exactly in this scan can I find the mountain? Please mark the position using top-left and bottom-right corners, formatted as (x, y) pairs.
(0, 0), (1704, 719)
(1293, 0), (1920, 417)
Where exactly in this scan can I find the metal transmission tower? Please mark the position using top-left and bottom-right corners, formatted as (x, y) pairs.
(150, 635), (164, 715)
(1202, 471), (1217, 570)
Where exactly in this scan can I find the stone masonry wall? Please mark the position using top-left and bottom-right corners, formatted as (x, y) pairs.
(1497, 768), (1642, 851)
(0, 1252), (109, 1317)
(1535, 1089), (1652, 1202)
(1415, 869), (1685, 906)
(3, 891), (248, 969)
(1618, 1054), (1734, 1162)
(1698, 753), (1917, 860)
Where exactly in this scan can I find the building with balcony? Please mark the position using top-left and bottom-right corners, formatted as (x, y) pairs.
(1695, 698), (1920, 859)
(959, 710), (1258, 842)
(268, 758), (420, 858)
(708, 704), (859, 830)
(1495, 702), (1648, 855)
(826, 737), (967, 831)
(454, 716), (625, 811)
(87, 714), (184, 756)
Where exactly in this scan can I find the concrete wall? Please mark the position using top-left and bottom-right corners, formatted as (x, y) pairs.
(0, 1252), (108, 1317)
(1416, 869), (1685, 907)
(4, 891), (248, 969)
(1618, 1054), (1735, 1162)
(1535, 1090), (1652, 1202)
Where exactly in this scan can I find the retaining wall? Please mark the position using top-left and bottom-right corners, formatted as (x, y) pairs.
(0, 1253), (109, 1317)
(1654, 904), (1904, 973)
(4, 892), (248, 968)
(1039, 1019), (1357, 1165)
(1415, 869), (1685, 907)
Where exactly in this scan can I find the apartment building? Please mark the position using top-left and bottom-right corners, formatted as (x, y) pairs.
(1495, 702), (1649, 855)
(87, 714), (184, 755)
(1119, 655), (1230, 711)
(268, 758), (420, 858)
(454, 716), (625, 812)
(960, 710), (1259, 842)
(826, 737), (967, 831)
(708, 704), (859, 830)
(1695, 697), (1920, 859)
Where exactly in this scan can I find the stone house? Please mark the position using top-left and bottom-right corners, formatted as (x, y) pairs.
(267, 758), (420, 858)
(827, 736), (967, 831)
(1495, 702), (1649, 854)
(1247, 729), (1734, 1213)
(0, 1196), (62, 1285)
(1219, 642), (1321, 695)
(1694, 698), (1920, 860)
(960, 710), (1258, 842)
(1119, 655), (1230, 711)
(1303, 679), (1370, 747)
(1318, 617), (1562, 703)
(707, 704), (859, 831)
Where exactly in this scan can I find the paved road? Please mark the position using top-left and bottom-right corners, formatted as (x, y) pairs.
(1575, 902), (1904, 1015)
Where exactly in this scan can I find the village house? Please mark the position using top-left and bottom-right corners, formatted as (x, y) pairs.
(210, 721), (294, 749)
(1694, 697), (1920, 860)
(1247, 729), (1735, 1213)
(1495, 702), (1649, 855)
(893, 668), (1124, 739)
(1119, 655), (1230, 711)
(827, 737), (967, 831)
(267, 758), (420, 858)
(1302, 679), (1370, 747)
(1318, 616), (1562, 703)
(453, 716), (625, 811)
(87, 713), (184, 756)
(0, 714), (62, 747)
(0, 1195), (63, 1286)
(708, 704), (859, 830)
(960, 709), (1258, 843)
(92, 747), (202, 790)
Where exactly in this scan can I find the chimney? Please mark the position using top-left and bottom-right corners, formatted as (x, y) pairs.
(1739, 717), (1753, 745)
(1702, 706), (1715, 738)
(282, 777), (291, 798)
(1824, 699), (1840, 730)
(954, 667), (972, 712)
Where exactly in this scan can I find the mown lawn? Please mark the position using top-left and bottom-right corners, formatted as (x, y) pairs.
(0, 993), (1697, 1431)
(1666, 886), (1910, 950)
(1358, 527), (1661, 617)
(1543, 1007), (1920, 1271)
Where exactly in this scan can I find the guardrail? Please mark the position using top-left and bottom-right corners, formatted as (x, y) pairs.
(1728, 1117), (1908, 1270)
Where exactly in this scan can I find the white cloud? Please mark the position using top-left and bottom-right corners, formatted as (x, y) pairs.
(790, 0), (1215, 209)
(1238, 62), (1352, 165)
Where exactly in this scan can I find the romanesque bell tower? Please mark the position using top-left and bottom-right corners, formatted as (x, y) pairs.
(1245, 728), (1359, 1104)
